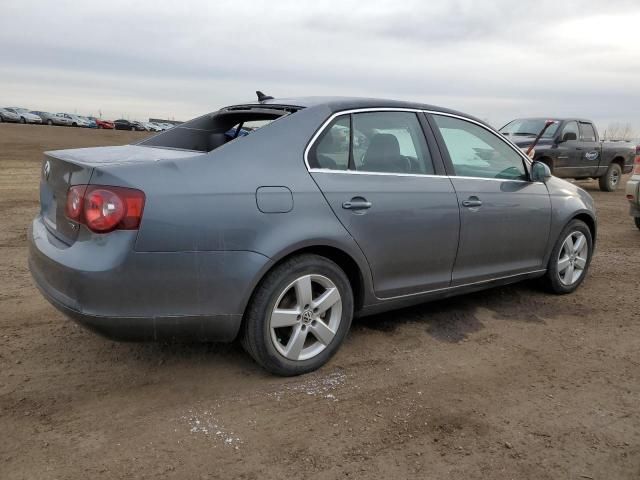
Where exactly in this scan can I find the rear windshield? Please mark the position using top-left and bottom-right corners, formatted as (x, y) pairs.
(139, 106), (300, 152)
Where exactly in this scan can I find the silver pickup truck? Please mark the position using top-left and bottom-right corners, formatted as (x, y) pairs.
(626, 146), (640, 230)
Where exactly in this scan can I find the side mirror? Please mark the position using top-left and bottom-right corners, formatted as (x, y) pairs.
(531, 161), (552, 183)
(558, 131), (577, 143)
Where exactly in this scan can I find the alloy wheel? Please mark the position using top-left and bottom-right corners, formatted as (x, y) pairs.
(610, 169), (620, 187)
(269, 274), (342, 361)
(557, 231), (589, 286)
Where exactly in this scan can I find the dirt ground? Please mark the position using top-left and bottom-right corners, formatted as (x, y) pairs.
(1, 123), (639, 479)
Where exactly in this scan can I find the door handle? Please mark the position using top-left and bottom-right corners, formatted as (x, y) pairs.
(462, 197), (482, 208)
(342, 198), (372, 210)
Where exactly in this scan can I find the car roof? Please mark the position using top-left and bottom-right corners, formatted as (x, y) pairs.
(507, 117), (593, 124)
(226, 96), (486, 125)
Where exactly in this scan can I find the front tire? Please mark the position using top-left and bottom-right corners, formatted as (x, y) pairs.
(20, 117), (26, 124)
(635, 217), (640, 230)
(47, 119), (53, 126)
(599, 163), (622, 191)
(241, 254), (354, 376)
(543, 219), (593, 294)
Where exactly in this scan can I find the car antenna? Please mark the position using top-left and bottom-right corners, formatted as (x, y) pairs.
(526, 120), (558, 158)
(256, 91), (274, 102)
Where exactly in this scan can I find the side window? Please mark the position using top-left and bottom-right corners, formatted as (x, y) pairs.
(433, 115), (527, 180)
(308, 116), (350, 170)
(579, 123), (596, 142)
(561, 121), (579, 141)
(352, 112), (434, 174)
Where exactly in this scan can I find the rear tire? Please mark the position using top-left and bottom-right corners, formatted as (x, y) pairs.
(542, 219), (593, 294)
(20, 117), (26, 124)
(599, 163), (622, 191)
(635, 217), (640, 230)
(47, 119), (53, 126)
(241, 254), (354, 376)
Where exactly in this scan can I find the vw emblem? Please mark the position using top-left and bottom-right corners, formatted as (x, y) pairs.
(43, 160), (51, 180)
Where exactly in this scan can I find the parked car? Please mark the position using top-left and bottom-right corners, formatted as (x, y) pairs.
(89, 117), (114, 129)
(31, 111), (73, 126)
(626, 145), (640, 230)
(500, 118), (635, 191)
(29, 96), (597, 376)
(0, 107), (20, 123)
(79, 116), (98, 128)
(6, 107), (42, 124)
(57, 113), (91, 128)
(114, 119), (146, 131)
(142, 122), (162, 132)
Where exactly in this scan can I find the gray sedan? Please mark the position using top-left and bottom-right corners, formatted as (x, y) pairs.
(31, 111), (73, 126)
(0, 107), (21, 123)
(28, 96), (597, 376)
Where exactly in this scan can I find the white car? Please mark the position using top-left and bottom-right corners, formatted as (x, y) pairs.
(58, 113), (91, 128)
(143, 122), (162, 132)
(626, 145), (640, 230)
(6, 107), (42, 124)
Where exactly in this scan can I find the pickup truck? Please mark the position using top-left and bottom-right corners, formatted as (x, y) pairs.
(500, 118), (636, 191)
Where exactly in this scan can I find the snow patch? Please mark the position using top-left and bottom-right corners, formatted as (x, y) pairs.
(268, 371), (346, 401)
(181, 409), (242, 448)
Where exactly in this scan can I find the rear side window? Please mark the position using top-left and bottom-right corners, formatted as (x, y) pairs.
(308, 116), (350, 170)
(579, 123), (596, 142)
(433, 115), (527, 180)
(353, 112), (433, 174)
(308, 111), (434, 174)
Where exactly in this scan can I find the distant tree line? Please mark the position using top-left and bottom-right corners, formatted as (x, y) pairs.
(602, 122), (637, 141)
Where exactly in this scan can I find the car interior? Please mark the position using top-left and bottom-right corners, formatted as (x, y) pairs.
(138, 105), (299, 152)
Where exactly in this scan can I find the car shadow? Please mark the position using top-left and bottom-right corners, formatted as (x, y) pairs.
(353, 280), (592, 343)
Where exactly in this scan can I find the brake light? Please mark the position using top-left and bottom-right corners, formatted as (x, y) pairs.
(65, 185), (145, 233)
(634, 147), (640, 174)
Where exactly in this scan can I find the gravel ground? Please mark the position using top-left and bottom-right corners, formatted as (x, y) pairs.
(1, 123), (639, 479)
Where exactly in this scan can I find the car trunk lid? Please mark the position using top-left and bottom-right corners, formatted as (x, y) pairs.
(39, 145), (203, 245)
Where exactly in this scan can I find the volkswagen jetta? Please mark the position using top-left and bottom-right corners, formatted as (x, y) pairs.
(29, 96), (597, 375)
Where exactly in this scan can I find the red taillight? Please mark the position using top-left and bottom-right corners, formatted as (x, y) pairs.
(634, 149), (640, 174)
(65, 185), (86, 221)
(65, 185), (145, 233)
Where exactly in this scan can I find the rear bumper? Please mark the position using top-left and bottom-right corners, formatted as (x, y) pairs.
(28, 215), (271, 342)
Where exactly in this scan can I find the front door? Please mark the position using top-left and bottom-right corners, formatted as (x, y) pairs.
(577, 122), (601, 176)
(308, 110), (460, 299)
(429, 113), (552, 285)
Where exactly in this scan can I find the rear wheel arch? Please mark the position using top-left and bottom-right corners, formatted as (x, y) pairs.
(242, 245), (367, 322)
(611, 156), (625, 169)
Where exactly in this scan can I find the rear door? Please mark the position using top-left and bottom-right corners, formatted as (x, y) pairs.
(428, 113), (551, 285)
(308, 110), (460, 299)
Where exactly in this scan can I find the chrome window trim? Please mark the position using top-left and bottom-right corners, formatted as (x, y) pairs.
(375, 269), (547, 301)
(303, 107), (534, 181)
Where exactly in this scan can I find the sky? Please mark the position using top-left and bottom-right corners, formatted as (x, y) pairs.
(1, 0), (639, 132)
